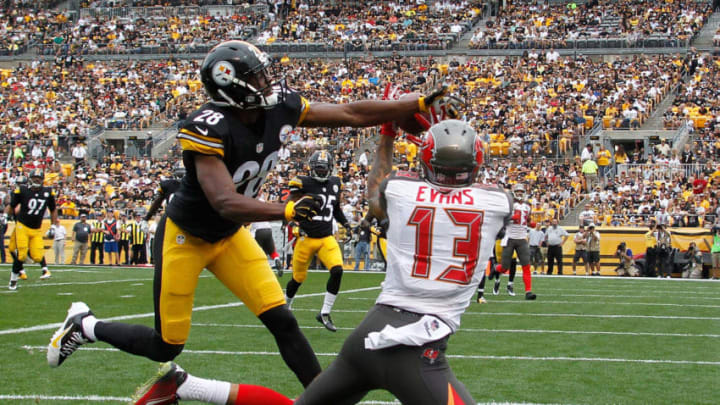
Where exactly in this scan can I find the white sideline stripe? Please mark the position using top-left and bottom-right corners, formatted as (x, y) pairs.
(0, 394), (129, 402)
(193, 323), (720, 338)
(291, 308), (720, 320)
(0, 286), (380, 336)
(22, 345), (720, 366)
(9, 275), (211, 288)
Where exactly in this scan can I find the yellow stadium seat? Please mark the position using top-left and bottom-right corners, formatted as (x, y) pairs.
(501, 142), (510, 155)
(584, 115), (594, 129)
(603, 116), (612, 129)
(490, 142), (502, 156)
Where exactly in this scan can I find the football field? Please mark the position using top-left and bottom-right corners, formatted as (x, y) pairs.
(1, 265), (719, 405)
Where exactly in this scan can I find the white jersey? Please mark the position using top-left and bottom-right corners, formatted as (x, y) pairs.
(376, 172), (511, 331)
(505, 202), (531, 239)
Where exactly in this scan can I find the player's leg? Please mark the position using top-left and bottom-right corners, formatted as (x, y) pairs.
(255, 228), (282, 272)
(315, 236), (345, 331)
(495, 242), (514, 295)
(7, 228), (21, 289)
(515, 241), (536, 300)
(47, 217), (207, 367)
(210, 226), (321, 388)
(285, 236), (317, 308)
(507, 257), (517, 296)
(28, 227), (51, 279)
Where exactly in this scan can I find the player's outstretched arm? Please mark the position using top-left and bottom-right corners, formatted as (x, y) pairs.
(145, 194), (165, 221)
(299, 86), (456, 129)
(195, 154), (321, 224)
(365, 131), (395, 222)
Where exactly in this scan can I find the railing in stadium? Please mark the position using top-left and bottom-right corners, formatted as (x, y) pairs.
(614, 162), (705, 178)
(77, 4), (268, 19)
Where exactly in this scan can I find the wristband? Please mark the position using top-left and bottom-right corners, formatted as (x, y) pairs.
(284, 201), (295, 222)
(417, 96), (428, 113)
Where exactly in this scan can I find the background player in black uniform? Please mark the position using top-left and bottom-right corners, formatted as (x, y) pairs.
(7, 169), (57, 290)
(48, 40), (460, 405)
(145, 162), (185, 221)
(285, 150), (351, 332)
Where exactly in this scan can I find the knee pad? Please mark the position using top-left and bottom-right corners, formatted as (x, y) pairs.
(329, 266), (343, 277)
(293, 270), (308, 283)
(16, 249), (28, 263)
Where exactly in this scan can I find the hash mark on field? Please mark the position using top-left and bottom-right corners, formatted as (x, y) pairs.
(0, 286), (381, 336)
(193, 323), (720, 338)
(22, 345), (720, 366)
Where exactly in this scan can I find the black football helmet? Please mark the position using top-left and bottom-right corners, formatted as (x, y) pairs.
(309, 150), (333, 182)
(15, 175), (28, 187)
(28, 168), (44, 190)
(200, 40), (286, 110)
(419, 119), (483, 188)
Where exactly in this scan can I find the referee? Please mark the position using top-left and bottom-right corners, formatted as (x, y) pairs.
(118, 213), (131, 265)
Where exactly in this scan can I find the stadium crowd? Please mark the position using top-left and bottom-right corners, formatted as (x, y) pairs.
(470, 0), (713, 49)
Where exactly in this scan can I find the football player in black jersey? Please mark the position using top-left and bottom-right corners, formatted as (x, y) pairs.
(285, 150), (351, 332)
(49, 40), (460, 405)
(145, 162), (185, 221)
(7, 169), (57, 290)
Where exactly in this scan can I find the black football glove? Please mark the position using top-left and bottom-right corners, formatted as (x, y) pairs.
(285, 194), (323, 222)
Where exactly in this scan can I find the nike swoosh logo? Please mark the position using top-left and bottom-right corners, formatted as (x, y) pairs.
(147, 394), (175, 405)
(195, 126), (209, 136)
(51, 326), (71, 348)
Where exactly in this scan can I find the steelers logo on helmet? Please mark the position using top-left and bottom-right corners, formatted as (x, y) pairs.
(419, 119), (483, 188)
(309, 150), (333, 182)
(211, 60), (236, 87)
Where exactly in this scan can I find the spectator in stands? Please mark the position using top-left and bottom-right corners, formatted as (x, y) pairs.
(72, 142), (87, 169)
(596, 144), (612, 181)
(70, 214), (91, 265)
(582, 156), (599, 192)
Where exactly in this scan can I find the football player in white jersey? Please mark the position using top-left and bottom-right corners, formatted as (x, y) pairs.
(494, 183), (537, 300)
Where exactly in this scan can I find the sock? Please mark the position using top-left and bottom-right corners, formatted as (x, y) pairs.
(285, 296), (294, 309)
(234, 384), (293, 405)
(522, 264), (532, 292)
(477, 288), (484, 298)
(507, 281), (513, 286)
(270, 251), (280, 260)
(40, 257), (47, 268)
(321, 292), (337, 315)
(177, 373), (232, 405)
(9, 272), (17, 282)
(82, 315), (99, 342)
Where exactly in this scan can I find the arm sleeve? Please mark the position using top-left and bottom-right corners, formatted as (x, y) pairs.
(333, 198), (349, 228)
(10, 188), (20, 208)
(47, 190), (57, 212)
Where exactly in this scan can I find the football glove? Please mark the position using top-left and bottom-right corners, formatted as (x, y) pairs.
(285, 194), (323, 222)
(380, 83), (401, 138)
(416, 85), (465, 129)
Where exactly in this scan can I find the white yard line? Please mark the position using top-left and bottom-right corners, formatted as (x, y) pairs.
(192, 323), (720, 338)
(0, 286), (381, 336)
(347, 296), (720, 307)
(21, 345), (720, 366)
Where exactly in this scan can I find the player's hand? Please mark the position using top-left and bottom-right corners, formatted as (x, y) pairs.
(380, 83), (401, 138)
(285, 194), (323, 222)
(416, 86), (465, 129)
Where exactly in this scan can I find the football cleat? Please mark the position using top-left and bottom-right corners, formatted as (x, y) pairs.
(316, 312), (337, 332)
(47, 302), (94, 367)
(274, 258), (284, 278)
(40, 269), (52, 280)
(8, 280), (17, 290)
(525, 291), (537, 300)
(132, 362), (187, 405)
(19, 270), (27, 280)
(492, 280), (500, 295)
(507, 284), (515, 296)
(477, 296), (487, 304)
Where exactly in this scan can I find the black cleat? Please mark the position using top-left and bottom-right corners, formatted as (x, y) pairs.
(316, 312), (337, 332)
(274, 258), (284, 277)
(525, 291), (537, 300)
(492, 280), (500, 295)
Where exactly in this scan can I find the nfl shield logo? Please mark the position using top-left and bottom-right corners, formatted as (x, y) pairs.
(256, 143), (264, 154)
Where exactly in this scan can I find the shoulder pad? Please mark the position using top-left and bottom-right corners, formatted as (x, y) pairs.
(390, 170), (420, 180)
(177, 108), (226, 157)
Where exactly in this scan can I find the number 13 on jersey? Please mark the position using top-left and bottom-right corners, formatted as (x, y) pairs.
(407, 206), (484, 284)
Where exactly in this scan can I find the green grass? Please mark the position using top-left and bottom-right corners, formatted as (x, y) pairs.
(1, 265), (719, 404)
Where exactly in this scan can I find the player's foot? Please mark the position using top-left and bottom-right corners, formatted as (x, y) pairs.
(40, 269), (51, 280)
(274, 258), (284, 277)
(47, 302), (94, 367)
(19, 270), (27, 280)
(8, 279), (17, 290)
(525, 291), (537, 300)
(507, 284), (515, 296)
(132, 362), (188, 405)
(316, 312), (337, 332)
(492, 280), (500, 295)
(477, 296), (487, 304)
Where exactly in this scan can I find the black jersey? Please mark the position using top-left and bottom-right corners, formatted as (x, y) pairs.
(10, 186), (56, 229)
(288, 175), (347, 238)
(167, 91), (309, 242)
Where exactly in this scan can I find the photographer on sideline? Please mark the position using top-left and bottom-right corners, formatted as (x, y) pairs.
(615, 242), (640, 277)
(682, 242), (703, 279)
